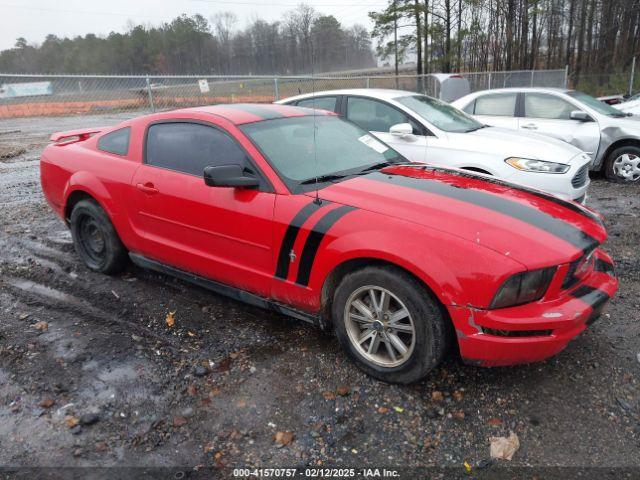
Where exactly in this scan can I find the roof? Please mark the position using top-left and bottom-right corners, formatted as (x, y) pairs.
(176, 103), (333, 125)
(277, 88), (421, 104)
(467, 87), (571, 95)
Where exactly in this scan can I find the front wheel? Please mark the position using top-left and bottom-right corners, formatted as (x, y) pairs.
(604, 146), (640, 183)
(332, 266), (450, 384)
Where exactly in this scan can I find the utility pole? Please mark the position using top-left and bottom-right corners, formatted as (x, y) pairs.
(629, 57), (636, 96)
(393, 0), (399, 87)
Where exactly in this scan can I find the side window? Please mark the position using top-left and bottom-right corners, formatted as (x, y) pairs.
(474, 93), (517, 116)
(98, 127), (130, 156)
(146, 123), (247, 176)
(346, 97), (416, 133)
(524, 93), (576, 120)
(296, 96), (337, 112)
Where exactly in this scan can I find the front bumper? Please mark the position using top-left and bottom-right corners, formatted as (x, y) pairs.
(449, 249), (618, 367)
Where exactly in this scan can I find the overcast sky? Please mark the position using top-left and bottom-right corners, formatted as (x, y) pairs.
(0, 0), (385, 51)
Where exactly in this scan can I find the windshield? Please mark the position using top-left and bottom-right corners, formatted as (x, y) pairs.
(241, 115), (403, 191)
(395, 94), (484, 132)
(567, 90), (626, 117)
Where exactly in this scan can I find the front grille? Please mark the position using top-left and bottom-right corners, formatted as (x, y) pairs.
(572, 164), (589, 188)
(482, 327), (553, 337)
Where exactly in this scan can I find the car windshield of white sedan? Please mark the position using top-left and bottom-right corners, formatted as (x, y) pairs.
(567, 90), (627, 117)
(395, 95), (484, 133)
(241, 116), (404, 190)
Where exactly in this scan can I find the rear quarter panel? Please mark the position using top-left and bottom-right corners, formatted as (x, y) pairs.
(40, 124), (142, 250)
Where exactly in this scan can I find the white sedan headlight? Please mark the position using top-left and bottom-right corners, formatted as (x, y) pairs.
(505, 157), (570, 174)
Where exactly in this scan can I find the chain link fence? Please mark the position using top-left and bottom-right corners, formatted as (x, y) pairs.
(0, 69), (568, 120)
(570, 71), (639, 98)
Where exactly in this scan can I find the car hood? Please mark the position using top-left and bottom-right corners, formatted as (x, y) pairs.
(453, 126), (583, 162)
(312, 164), (606, 269)
(598, 112), (640, 128)
(613, 99), (640, 112)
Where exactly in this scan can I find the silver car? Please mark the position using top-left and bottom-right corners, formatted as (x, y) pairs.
(452, 88), (640, 183)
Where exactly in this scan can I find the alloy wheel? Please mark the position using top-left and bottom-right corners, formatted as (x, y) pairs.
(343, 285), (416, 368)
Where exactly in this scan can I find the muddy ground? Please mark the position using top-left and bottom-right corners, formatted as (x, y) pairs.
(0, 114), (639, 474)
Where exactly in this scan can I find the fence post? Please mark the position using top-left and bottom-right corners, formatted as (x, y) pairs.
(365, 77), (370, 88)
(145, 76), (155, 112)
(274, 77), (280, 101)
(530, 70), (534, 87)
(564, 65), (569, 89)
(629, 57), (636, 96)
(488, 72), (492, 90)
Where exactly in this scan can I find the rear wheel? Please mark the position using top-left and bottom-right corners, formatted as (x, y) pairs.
(604, 146), (640, 183)
(70, 199), (128, 274)
(332, 266), (449, 384)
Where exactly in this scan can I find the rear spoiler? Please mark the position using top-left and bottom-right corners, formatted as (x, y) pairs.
(50, 127), (109, 144)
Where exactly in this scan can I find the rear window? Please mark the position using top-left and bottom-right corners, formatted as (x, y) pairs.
(97, 127), (130, 156)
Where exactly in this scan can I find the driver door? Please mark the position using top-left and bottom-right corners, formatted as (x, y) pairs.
(130, 120), (275, 296)
(519, 92), (600, 161)
(344, 96), (428, 163)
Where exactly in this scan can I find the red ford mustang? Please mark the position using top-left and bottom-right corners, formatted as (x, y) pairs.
(40, 104), (618, 383)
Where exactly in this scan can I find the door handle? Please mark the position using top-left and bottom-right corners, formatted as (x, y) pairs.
(522, 123), (538, 130)
(136, 182), (159, 194)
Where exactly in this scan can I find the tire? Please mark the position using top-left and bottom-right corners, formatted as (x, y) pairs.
(69, 199), (128, 274)
(332, 266), (450, 384)
(604, 145), (640, 183)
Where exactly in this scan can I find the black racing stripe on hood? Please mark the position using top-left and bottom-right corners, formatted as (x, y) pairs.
(295, 206), (357, 287)
(518, 189), (602, 227)
(408, 164), (603, 227)
(367, 171), (599, 253)
(223, 104), (285, 120)
(275, 201), (328, 280)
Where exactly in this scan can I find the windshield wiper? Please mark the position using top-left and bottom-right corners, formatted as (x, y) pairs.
(299, 173), (351, 185)
(465, 124), (488, 132)
(300, 159), (403, 185)
(357, 161), (395, 174)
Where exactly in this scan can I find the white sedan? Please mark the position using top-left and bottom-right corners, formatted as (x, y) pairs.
(452, 87), (640, 183)
(277, 89), (591, 202)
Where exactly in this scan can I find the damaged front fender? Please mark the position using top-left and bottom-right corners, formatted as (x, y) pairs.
(593, 117), (640, 169)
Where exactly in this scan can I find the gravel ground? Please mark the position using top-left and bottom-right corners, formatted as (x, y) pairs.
(0, 114), (639, 474)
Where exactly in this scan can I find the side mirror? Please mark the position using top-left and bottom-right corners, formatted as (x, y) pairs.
(389, 123), (414, 137)
(203, 164), (259, 188)
(570, 110), (591, 122)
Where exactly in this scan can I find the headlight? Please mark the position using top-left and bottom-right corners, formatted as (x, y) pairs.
(505, 157), (570, 174)
(490, 267), (556, 309)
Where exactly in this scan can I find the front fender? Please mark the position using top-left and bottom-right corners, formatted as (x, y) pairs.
(314, 235), (460, 306)
(595, 132), (640, 169)
(309, 222), (526, 309)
